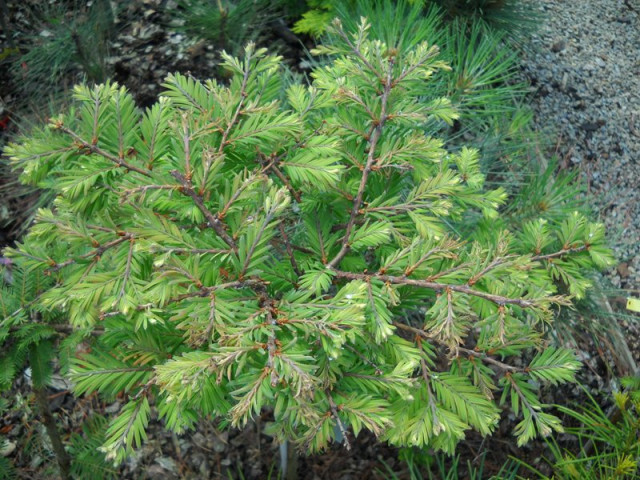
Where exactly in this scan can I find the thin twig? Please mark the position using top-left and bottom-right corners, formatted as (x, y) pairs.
(116, 237), (135, 303)
(279, 223), (302, 277)
(531, 244), (589, 262)
(333, 23), (383, 81)
(270, 164), (301, 203)
(170, 170), (237, 249)
(56, 125), (151, 177)
(327, 57), (395, 268)
(336, 270), (536, 308)
(9, 324), (104, 336)
(168, 279), (263, 303)
(325, 389), (351, 450)
(49, 235), (132, 272)
(457, 347), (521, 373)
(182, 115), (192, 180)
(266, 307), (280, 387)
(240, 209), (277, 277)
(150, 247), (231, 255)
(218, 173), (259, 218)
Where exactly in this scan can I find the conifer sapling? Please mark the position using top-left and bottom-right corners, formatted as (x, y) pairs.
(1, 17), (613, 463)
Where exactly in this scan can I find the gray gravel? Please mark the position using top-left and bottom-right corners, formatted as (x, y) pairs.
(521, 0), (640, 292)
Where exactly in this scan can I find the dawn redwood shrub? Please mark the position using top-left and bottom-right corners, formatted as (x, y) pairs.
(2, 18), (613, 463)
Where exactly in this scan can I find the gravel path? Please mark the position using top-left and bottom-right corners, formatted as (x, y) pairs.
(521, 0), (640, 293)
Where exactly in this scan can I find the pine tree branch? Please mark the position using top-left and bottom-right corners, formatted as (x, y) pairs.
(230, 368), (270, 425)
(268, 163), (302, 203)
(394, 45), (440, 85)
(201, 293), (217, 346)
(158, 264), (204, 288)
(404, 247), (450, 276)
(170, 170), (237, 250)
(344, 343), (383, 375)
(9, 324), (105, 336)
(56, 125), (152, 178)
(333, 22), (383, 81)
(121, 184), (181, 198)
(150, 246), (232, 255)
(202, 45), (254, 196)
(279, 223), (302, 277)
(457, 347), (521, 373)
(290, 244), (315, 255)
(169, 280), (260, 303)
(327, 58), (395, 268)
(182, 115), (192, 180)
(337, 88), (377, 120)
(417, 348), (441, 433)
(218, 172), (260, 218)
(467, 245), (591, 286)
(266, 307), (280, 387)
(111, 398), (145, 455)
(325, 389), (351, 450)
(505, 372), (541, 421)
(425, 262), (472, 282)
(49, 234), (133, 272)
(531, 244), (589, 261)
(116, 237), (135, 303)
(400, 319), (524, 376)
(240, 209), (277, 277)
(334, 270), (536, 308)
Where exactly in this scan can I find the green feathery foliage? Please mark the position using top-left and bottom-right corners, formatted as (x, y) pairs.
(171, 0), (273, 53)
(315, 0), (534, 183)
(2, 18), (613, 464)
(432, 0), (538, 38)
(293, 0), (536, 39)
(68, 415), (119, 479)
(294, 0), (427, 37)
(0, 456), (17, 480)
(0, 258), (96, 480)
(8, 0), (115, 96)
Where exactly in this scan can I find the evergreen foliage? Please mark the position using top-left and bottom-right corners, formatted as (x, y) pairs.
(303, 0), (534, 183)
(432, 0), (537, 36)
(293, 0), (535, 38)
(172, 0), (273, 53)
(2, 18), (613, 464)
(8, 0), (115, 95)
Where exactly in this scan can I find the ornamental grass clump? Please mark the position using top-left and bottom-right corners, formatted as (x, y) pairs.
(2, 18), (613, 464)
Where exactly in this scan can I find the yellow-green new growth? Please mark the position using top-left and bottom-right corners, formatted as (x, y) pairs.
(1, 16), (613, 463)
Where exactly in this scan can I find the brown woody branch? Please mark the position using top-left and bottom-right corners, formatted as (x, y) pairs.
(9, 324), (104, 336)
(279, 223), (302, 277)
(49, 234), (133, 272)
(325, 388), (351, 450)
(56, 125), (151, 178)
(457, 347), (522, 373)
(333, 22), (383, 81)
(327, 58), (395, 268)
(170, 170), (237, 250)
(334, 270), (536, 308)
(269, 163), (301, 203)
(168, 279), (264, 303)
(150, 247), (232, 255)
(393, 322), (521, 373)
(467, 244), (591, 286)
(531, 244), (589, 262)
